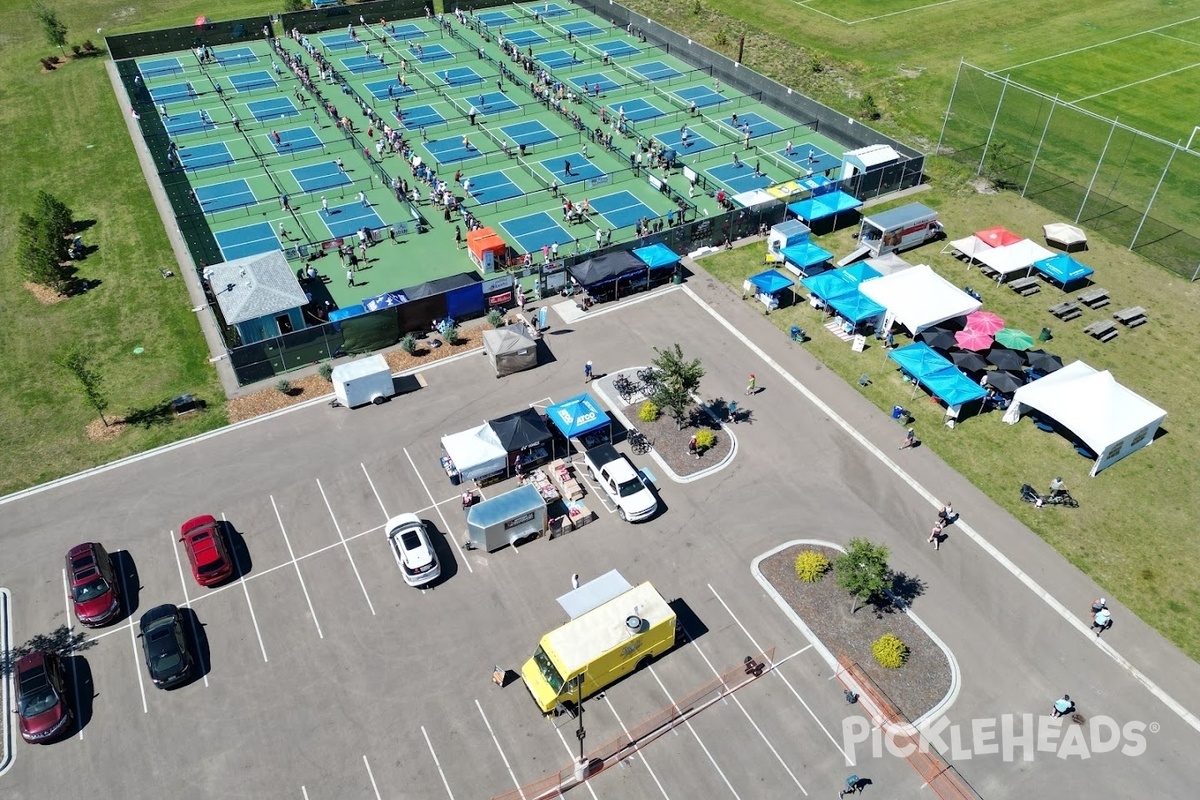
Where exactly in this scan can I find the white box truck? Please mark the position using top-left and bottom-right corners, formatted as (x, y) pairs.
(331, 355), (394, 408)
(839, 202), (943, 265)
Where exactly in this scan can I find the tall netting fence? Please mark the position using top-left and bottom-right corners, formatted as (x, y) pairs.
(939, 62), (1200, 280)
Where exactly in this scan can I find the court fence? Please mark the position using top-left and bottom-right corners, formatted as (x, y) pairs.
(939, 61), (1200, 281)
(280, 0), (436, 36)
(106, 16), (273, 61)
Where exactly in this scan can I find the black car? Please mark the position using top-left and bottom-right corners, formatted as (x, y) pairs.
(138, 604), (194, 689)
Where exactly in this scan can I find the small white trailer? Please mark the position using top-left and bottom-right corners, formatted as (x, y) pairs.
(839, 202), (943, 266)
(331, 355), (394, 408)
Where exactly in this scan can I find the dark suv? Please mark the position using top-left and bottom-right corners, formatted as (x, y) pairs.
(16, 651), (73, 743)
(66, 542), (122, 627)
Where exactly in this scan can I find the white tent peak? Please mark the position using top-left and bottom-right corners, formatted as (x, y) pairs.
(858, 264), (982, 333)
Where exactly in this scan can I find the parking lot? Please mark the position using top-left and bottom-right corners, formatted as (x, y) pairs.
(4, 286), (1200, 798)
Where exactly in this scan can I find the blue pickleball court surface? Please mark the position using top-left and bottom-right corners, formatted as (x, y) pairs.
(247, 97), (299, 121)
(342, 55), (387, 75)
(674, 85), (725, 109)
(409, 43), (454, 63)
(163, 111), (216, 135)
(537, 50), (580, 68)
(500, 120), (558, 147)
(478, 11), (515, 26)
(437, 66), (485, 87)
(500, 211), (571, 253)
(195, 179), (257, 212)
(386, 23), (426, 41)
(561, 21), (604, 37)
(425, 137), (485, 164)
(319, 203), (384, 238)
(270, 126), (324, 153)
(150, 82), (197, 102)
(229, 71), (277, 92)
(139, 57), (183, 78)
(395, 104), (445, 129)
(465, 170), (523, 203)
(589, 191), (656, 229)
(179, 142), (234, 171)
(630, 61), (681, 82)
(781, 145), (841, 174)
(707, 162), (772, 193)
(595, 39), (641, 58)
(215, 222), (280, 261)
(291, 162), (352, 193)
(570, 72), (620, 93)
(727, 112), (783, 138)
(541, 153), (604, 185)
(470, 91), (518, 113)
(504, 29), (547, 46)
(657, 129), (717, 154)
(608, 98), (664, 123)
(214, 46), (258, 66)
(319, 33), (359, 51)
(527, 2), (571, 17)
(365, 79), (416, 101)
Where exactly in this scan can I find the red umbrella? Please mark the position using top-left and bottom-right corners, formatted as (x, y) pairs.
(954, 327), (994, 351)
(195, 15), (209, 27)
(966, 310), (1005, 335)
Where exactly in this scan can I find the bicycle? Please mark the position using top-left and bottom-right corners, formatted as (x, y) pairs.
(627, 428), (654, 455)
(636, 367), (659, 390)
(612, 374), (638, 402)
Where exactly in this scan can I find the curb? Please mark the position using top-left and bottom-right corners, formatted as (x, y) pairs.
(1, 588), (15, 777)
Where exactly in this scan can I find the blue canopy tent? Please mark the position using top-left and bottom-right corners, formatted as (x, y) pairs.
(840, 263), (882, 284)
(801, 263), (881, 309)
(632, 243), (681, 270)
(746, 270), (795, 312)
(787, 191), (863, 232)
(889, 343), (987, 408)
(780, 241), (834, 276)
(1032, 253), (1094, 289)
(826, 291), (885, 324)
(546, 393), (612, 443)
(889, 342), (954, 378)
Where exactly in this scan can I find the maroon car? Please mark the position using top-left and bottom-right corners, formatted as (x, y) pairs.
(16, 651), (72, 743)
(66, 542), (121, 627)
(180, 515), (234, 587)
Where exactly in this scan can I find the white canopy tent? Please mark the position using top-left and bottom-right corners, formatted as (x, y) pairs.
(974, 239), (1056, 282)
(441, 424), (508, 480)
(1003, 360), (1167, 476)
(858, 264), (982, 334)
(944, 235), (993, 265)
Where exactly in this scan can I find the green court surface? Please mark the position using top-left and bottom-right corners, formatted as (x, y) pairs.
(129, 2), (862, 313)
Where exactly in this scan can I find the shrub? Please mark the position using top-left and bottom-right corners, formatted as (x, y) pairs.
(638, 401), (660, 423)
(317, 361), (334, 381)
(486, 309), (505, 328)
(872, 633), (909, 669)
(694, 429), (716, 450)
(714, 28), (729, 48)
(860, 93), (882, 121)
(274, 379), (293, 395)
(71, 44), (81, 56)
(435, 318), (460, 344)
(399, 334), (417, 354)
(794, 550), (830, 583)
(692, 0), (703, 14)
(83, 39), (96, 51)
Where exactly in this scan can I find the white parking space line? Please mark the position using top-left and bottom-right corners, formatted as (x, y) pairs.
(404, 447), (472, 574)
(686, 638), (807, 794)
(61, 569), (84, 739)
(600, 695), (671, 798)
(272, 495), (324, 638)
(169, 530), (209, 688)
(361, 463), (390, 519)
(549, 717), (599, 800)
(708, 584), (848, 761)
(363, 755), (382, 800)
(647, 667), (741, 799)
(300, 786), (310, 800)
(127, 618), (148, 714)
(475, 698), (524, 795)
(421, 725), (458, 800)
(224, 512), (268, 663)
(316, 479), (376, 616)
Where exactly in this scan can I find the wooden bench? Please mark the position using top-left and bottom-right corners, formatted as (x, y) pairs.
(1083, 319), (1119, 343)
(1079, 287), (1110, 308)
(1009, 276), (1040, 296)
(1113, 306), (1148, 327)
(1048, 300), (1082, 320)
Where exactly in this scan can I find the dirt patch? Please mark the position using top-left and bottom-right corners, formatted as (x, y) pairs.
(759, 544), (950, 721)
(24, 281), (68, 305)
(633, 402), (732, 476)
(86, 417), (128, 442)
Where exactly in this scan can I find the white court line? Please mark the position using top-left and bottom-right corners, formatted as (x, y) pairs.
(272, 495), (324, 638)
(363, 755), (382, 800)
(684, 284), (1200, 735)
(316, 479), (376, 615)
(708, 583), (849, 760)
(61, 569), (84, 739)
(421, 725), (458, 800)
(647, 666), (741, 799)
(1072, 61), (1200, 102)
(224, 512), (268, 662)
(600, 695), (671, 799)
(404, 447), (472, 573)
(127, 617), (148, 714)
(996, 14), (1200, 71)
(169, 530), (209, 687)
(787, 0), (852, 25)
(843, 0), (974, 25)
(475, 699), (525, 798)
(361, 463), (390, 518)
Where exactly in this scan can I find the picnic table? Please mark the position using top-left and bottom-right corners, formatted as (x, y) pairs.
(1083, 319), (1119, 343)
(1048, 300), (1082, 320)
(1113, 306), (1148, 327)
(1009, 276), (1040, 296)
(1079, 287), (1110, 308)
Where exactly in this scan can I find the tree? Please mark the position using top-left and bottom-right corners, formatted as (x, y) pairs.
(834, 538), (891, 613)
(283, 0), (307, 11)
(36, 190), (74, 245)
(16, 214), (68, 291)
(58, 348), (110, 427)
(649, 344), (705, 429)
(33, 3), (68, 55)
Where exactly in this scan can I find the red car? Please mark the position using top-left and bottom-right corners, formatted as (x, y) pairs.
(66, 542), (122, 627)
(179, 515), (234, 587)
(16, 651), (72, 743)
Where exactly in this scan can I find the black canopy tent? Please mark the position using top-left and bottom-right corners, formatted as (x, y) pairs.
(488, 408), (557, 474)
(568, 251), (651, 301)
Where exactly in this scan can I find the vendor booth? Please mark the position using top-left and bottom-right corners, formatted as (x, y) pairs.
(1003, 360), (1166, 475)
(858, 264), (982, 334)
(482, 325), (539, 377)
(466, 484), (547, 552)
(488, 408), (556, 473)
(786, 181), (863, 234)
(567, 251), (665, 301)
(973, 239), (1055, 283)
(546, 393), (612, 446)
(889, 343), (987, 421)
(1031, 253), (1094, 289)
(440, 423), (508, 485)
(467, 227), (509, 274)
(743, 270), (795, 313)
(839, 202), (942, 265)
(632, 243), (681, 271)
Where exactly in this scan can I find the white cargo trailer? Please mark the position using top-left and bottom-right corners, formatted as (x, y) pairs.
(332, 355), (394, 408)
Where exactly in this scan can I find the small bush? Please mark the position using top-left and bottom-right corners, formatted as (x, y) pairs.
(274, 379), (293, 395)
(399, 334), (417, 354)
(860, 93), (882, 121)
(692, 0), (703, 14)
(872, 633), (909, 669)
(638, 401), (660, 422)
(71, 45), (81, 56)
(809, 54), (824, 74)
(486, 309), (505, 328)
(83, 39), (96, 51)
(694, 429), (716, 450)
(317, 361), (334, 381)
(794, 550), (830, 583)
(713, 28), (729, 48)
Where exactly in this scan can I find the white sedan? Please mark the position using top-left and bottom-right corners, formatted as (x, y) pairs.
(385, 513), (441, 587)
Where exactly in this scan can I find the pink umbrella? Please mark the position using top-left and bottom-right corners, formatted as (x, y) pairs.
(955, 327), (994, 351)
(195, 15), (209, 27)
(966, 310), (1005, 335)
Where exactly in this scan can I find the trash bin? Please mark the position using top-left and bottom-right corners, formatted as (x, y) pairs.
(1039, 327), (1052, 342)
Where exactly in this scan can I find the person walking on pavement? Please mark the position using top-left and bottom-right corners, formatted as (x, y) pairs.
(571, 573), (580, 589)
(1092, 606), (1112, 636)
(899, 428), (916, 450)
(584, 360), (593, 383)
(928, 522), (942, 550)
(745, 373), (756, 395)
(688, 434), (700, 459)
(937, 502), (954, 526)
(1051, 694), (1074, 718)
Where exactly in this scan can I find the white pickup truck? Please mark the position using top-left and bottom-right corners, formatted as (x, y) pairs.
(582, 444), (658, 522)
